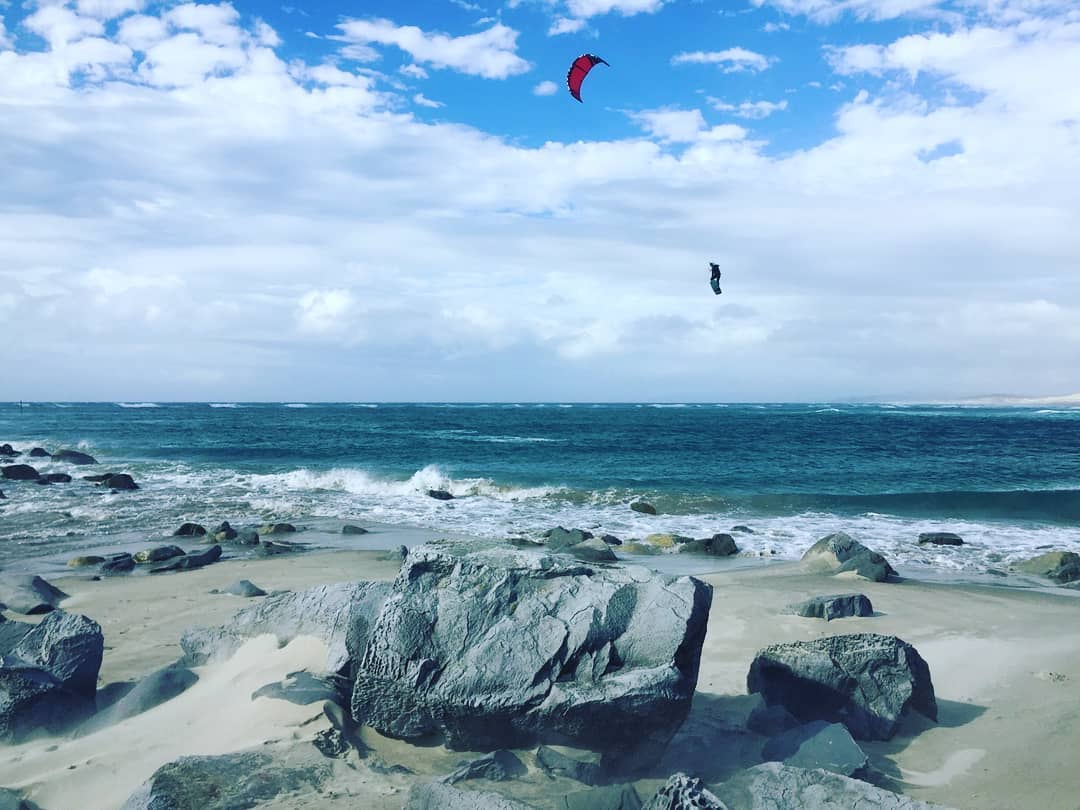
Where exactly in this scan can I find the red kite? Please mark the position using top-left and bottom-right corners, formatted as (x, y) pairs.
(566, 54), (609, 103)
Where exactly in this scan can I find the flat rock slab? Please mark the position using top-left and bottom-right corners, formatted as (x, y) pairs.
(783, 593), (873, 621)
(714, 762), (954, 809)
(761, 720), (868, 777)
(0, 575), (68, 615)
(747, 633), (936, 741)
(351, 540), (713, 759)
(120, 749), (331, 810)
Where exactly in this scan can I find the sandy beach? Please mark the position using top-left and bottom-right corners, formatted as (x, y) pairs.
(2, 543), (1078, 810)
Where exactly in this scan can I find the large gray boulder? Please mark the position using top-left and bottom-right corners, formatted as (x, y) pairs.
(801, 532), (897, 582)
(0, 575), (68, 615)
(181, 581), (392, 673)
(0, 611), (103, 741)
(351, 541), (712, 761)
(120, 748), (331, 810)
(714, 762), (953, 809)
(747, 633), (936, 741)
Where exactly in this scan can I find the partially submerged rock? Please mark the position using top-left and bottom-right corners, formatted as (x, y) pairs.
(150, 544), (223, 573)
(52, 449), (97, 465)
(1, 464), (39, 481)
(133, 545), (185, 564)
(1013, 551), (1080, 584)
(351, 540), (712, 762)
(630, 501), (657, 515)
(678, 534), (738, 557)
(918, 532), (964, 546)
(801, 532), (897, 582)
(747, 633), (936, 741)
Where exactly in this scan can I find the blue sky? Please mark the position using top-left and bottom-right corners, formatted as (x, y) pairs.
(0, 0), (1078, 401)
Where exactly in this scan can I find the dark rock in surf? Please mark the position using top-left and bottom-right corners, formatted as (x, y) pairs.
(630, 501), (657, 515)
(0, 489), (5, 499)
(52, 449), (97, 465)
(133, 546), (185, 564)
(801, 532), (897, 583)
(714, 762), (950, 809)
(233, 528), (260, 546)
(174, 522), (207, 537)
(103, 473), (138, 491)
(2, 464), (39, 481)
(600, 534), (622, 546)
(28, 448), (51, 458)
(211, 521), (237, 541)
(101, 555), (136, 576)
(427, 489), (454, 500)
(84, 473), (111, 483)
(0, 575), (68, 614)
(259, 523), (296, 535)
(783, 593), (873, 621)
(342, 524), (368, 535)
(351, 540), (712, 763)
(678, 534), (738, 557)
(747, 633), (936, 741)
(0, 444), (18, 457)
(918, 532), (964, 546)
(731, 525), (754, 534)
(40, 473), (72, 484)
(0, 611), (103, 741)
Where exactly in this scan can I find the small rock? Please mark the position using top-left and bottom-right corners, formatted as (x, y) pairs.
(544, 527), (594, 549)
(233, 528), (260, 546)
(630, 501), (657, 515)
(149, 545), (223, 573)
(40, 473), (72, 484)
(600, 534), (622, 546)
(103, 473), (138, 491)
(28, 448), (51, 458)
(918, 532), (964, 546)
(1014, 551), (1080, 584)
(52, 449), (97, 465)
(133, 546), (185, 564)
(101, 555), (136, 576)
(212, 521), (237, 541)
(731, 525), (754, 534)
(0, 444), (18, 457)
(173, 522), (207, 537)
(259, 523), (296, 535)
(223, 579), (266, 598)
(566, 537), (618, 563)
(427, 489), (454, 500)
(342, 524), (368, 535)
(761, 720), (869, 777)
(0, 574), (68, 614)
(678, 534), (738, 557)
(536, 745), (602, 786)
(783, 593), (874, 621)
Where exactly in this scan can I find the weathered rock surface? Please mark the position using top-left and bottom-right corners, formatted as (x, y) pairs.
(133, 545), (185, 564)
(150, 544), (223, 573)
(801, 532), (897, 582)
(439, 750), (527, 785)
(350, 541), (712, 761)
(678, 534), (738, 557)
(182, 581), (392, 673)
(783, 593), (873, 621)
(761, 720), (868, 777)
(0, 611), (103, 741)
(747, 633), (936, 741)
(1, 464), (39, 481)
(918, 532), (964, 546)
(714, 762), (953, 809)
(120, 749), (331, 810)
(537, 745), (603, 785)
(52, 449), (97, 465)
(0, 575), (68, 614)
(405, 782), (537, 810)
(1014, 551), (1080, 584)
(642, 773), (728, 810)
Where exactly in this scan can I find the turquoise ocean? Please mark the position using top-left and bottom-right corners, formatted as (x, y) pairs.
(1, 402), (1078, 577)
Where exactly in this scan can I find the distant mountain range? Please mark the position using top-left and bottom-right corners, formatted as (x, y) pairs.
(948, 393), (1080, 406)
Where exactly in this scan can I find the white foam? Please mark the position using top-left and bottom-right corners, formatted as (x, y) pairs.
(209, 403), (240, 408)
(283, 403), (309, 408)
(116, 402), (159, 408)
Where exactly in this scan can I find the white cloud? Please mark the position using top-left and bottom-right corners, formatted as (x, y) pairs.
(548, 17), (586, 35)
(566, 0), (666, 16)
(413, 92), (443, 108)
(710, 98), (789, 118)
(399, 63), (428, 79)
(75, 0), (145, 20)
(0, 19), (11, 51)
(763, 21), (791, 31)
(296, 289), (355, 334)
(672, 47), (772, 72)
(334, 18), (531, 79)
(630, 108), (749, 143)
(25, 5), (104, 50)
(533, 80), (558, 96)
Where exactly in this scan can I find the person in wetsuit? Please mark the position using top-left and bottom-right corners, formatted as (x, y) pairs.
(709, 262), (722, 295)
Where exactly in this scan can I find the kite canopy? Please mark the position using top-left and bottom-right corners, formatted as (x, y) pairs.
(567, 54), (609, 103)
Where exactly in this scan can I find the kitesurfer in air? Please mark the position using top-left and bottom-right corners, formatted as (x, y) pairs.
(709, 262), (722, 295)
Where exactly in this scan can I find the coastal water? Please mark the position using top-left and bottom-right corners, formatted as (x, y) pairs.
(1, 402), (1079, 576)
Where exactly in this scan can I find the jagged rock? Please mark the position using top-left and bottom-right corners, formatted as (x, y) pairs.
(133, 545), (185, 564)
(342, 524), (369, 535)
(544, 527), (594, 549)
(557, 785), (642, 810)
(80, 664), (197, 734)
(439, 750), (526, 785)
(761, 720), (868, 777)
(221, 579), (266, 597)
(642, 773), (728, 810)
(0, 575), (68, 614)
(181, 581), (392, 673)
(678, 534), (738, 557)
(68, 555), (106, 568)
(537, 745), (602, 785)
(1, 465), (39, 481)
(801, 532), (897, 583)
(103, 473), (138, 490)
(405, 782), (537, 810)
(0, 611), (103, 741)
(783, 593), (873, 621)
(52, 449), (97, 465)
(631, 501), (657, 515)
(28, 448), (51, 458)
(1014, 551), (1080, 584)
(102, 554), (136, 576)
(174, 522), (207, 537)
(351, 540), (712, 762)
(120, 749), (332, 810)
(918, 532), (964, 546)
(0, 616), (33, 655)
(40, 473), (72, 484)
(149, 544), (223, 573)
(747, 633), (937, 741)
(714, 762), (952, 809)
(428, 489), (454, 500)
